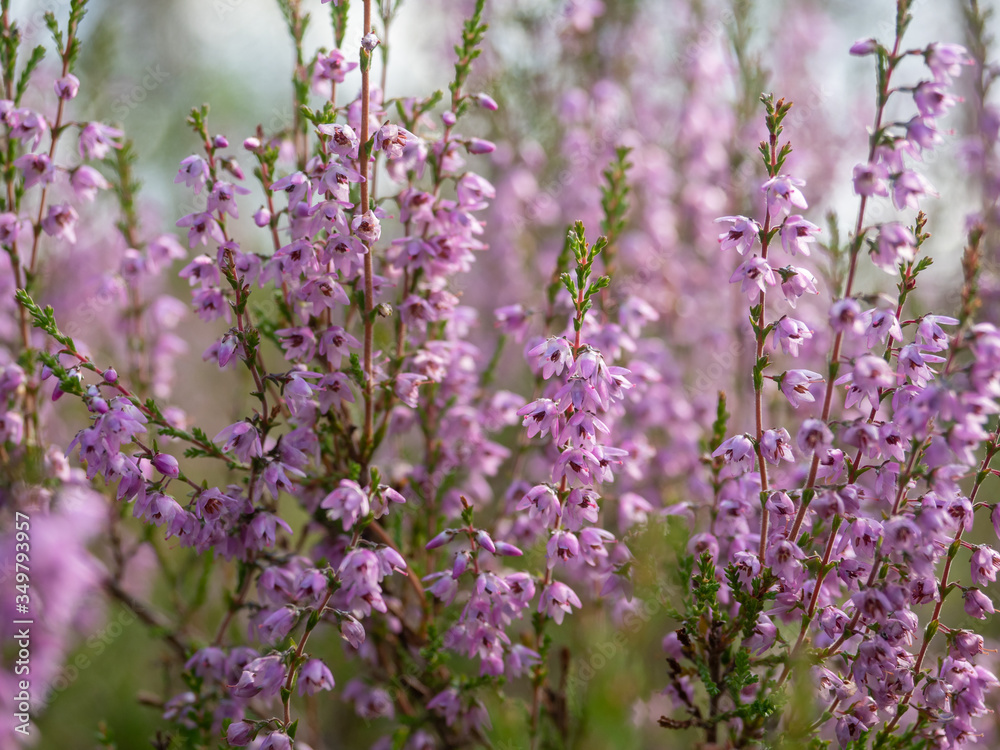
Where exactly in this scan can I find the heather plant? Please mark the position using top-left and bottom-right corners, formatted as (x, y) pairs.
(3, 0), (1000, 749)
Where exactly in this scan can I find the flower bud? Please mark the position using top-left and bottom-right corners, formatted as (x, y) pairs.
(473, 92), (498, 111)
(54, 74), (80, 100)
(152, 453), (180, 478)
(254, 207), (271, 227)
(466, 137), (496, 154)
(850, 38), (878, 56)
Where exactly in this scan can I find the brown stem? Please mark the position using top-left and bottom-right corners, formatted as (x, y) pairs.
(361, 0), (375, 462)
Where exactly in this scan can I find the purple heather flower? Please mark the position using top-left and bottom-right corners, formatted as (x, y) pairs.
(41, 203), (79, 244)
(897, 344), (944, 387)
(797, 418), (834, 455)
(916, 315), (958, 351)
(175, 155), (209, 193)
(14, 153), (55, 189)
(0, 411), (24, 444)
(54, 73), (80, 100)
(315, 48), (357, 83)
(8, 107), (47, 149)
(175, 211), (225, 248)
(352, 209), (381, 244)
(528, 337), (574, 379)
(457, 172), (496, 211)
(538, 581), (582, 625)
(517, 399), (563, 442)
(298, 658), (335, 695)
(925, 43), (972, 84)
(773, 316), (813, 357)
(427, 688), (462, 726)
(779, 215), (820, 256)
(780, 369), (823, 408)
(761, 174), (807, 217)
(905, 115), (943, 151)
(563, 487), (600, 529)
(892, 169), (936, 211)
(318, 123), (359, 159)
(766, 539), (804, 582)
(745, 614), (777, 655)
(258, 606), (297, 643)
(971, 546), (1000, 586)
(275, 327), (316, 361)
(780, 266), (819, 307)
(259, 732), (292, 750)
(878, 138), (921, 174)
(732, 551), (761, 591)
(729, 255), (777, 299)
(70, 165), (111, 202)
(852, 161), (890, 197)
(760, 428), (794, 464)
(578, 527), (614, 565)
(249, 511), (293, 547)
(964, 588), (995, 619)
(913, 80), (961, 119)
(253, 206), (272, 227)
(837, 354), (896, 410)
(341, 617), (366, 648)
(872, 222), (918, 273)
(715, 215), (760, 255)
(207, 180), (250, 218)
(951, 631), (985, 660)
(272, 171), (311, 205)
(226, 721), (255, 746)
(146, 234), (187, 273)
(547, 529), (580, 567)
(516, 485), (560, 528)
(213, 421), (263, 462)
(321, 479), (371, 529)
(863, 308), (903, 348)
(554, 446), (600, 485)
(231, 655), (285, 699)
(712, 434), (755, 475)
(78, 122), (123, 160)
(617, 492), (653, 530)
(829, 301), (868, 340)
(179, 255), (220, 287)
(374, 123), (414, 160)
(0, 211), (23, 245)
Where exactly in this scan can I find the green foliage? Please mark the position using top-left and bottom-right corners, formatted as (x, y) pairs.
(450, 0), (487, 117)
(758, 93), (794, 176)
(330, 0), (350, 48)
(600, 146), (632, 248)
